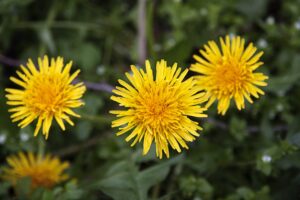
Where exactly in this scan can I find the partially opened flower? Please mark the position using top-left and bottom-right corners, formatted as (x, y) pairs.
(191, 35), (268, 115)
(110, 60), (207, 159)
(6, 56), (86, 139)
(1, 152), (69, 189)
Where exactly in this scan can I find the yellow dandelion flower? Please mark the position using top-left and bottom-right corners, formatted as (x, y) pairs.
(191, 35), (268, 115)
(110, 60), (207, 159)
(6, 56), (86, 139)
(1, 152), (69, 189)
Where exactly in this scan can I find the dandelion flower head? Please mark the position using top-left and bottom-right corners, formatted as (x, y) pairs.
(191, 35), (268, 115)
(110, 60), (207, 159)
(6, 56), (86, 139)
(1, 152), (69, 189)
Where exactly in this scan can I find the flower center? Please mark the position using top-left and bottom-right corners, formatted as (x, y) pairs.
(147, 100), (166, 116)
(31, 167), (56, 188)
(24, 73), (68, 115)
(212, 58), (249, 96)
(135, 83), (180, 130)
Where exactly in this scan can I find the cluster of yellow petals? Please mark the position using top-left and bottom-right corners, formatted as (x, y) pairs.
(6, 56), (86, 139)
(110, 60), (207, 158)
(1, 152), (69, 189)
(191, 35), (268, 115)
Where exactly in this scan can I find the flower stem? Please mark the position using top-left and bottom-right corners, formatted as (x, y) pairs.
(37, 135), (46, 156)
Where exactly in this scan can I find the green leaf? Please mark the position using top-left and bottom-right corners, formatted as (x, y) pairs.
(236, 187), (255, 199)
(37, 27), (56, 54)
(15, 177), (32, 199)
(267, 54), (300, 95)
(137, 155), (183, 196)
(61, 182), (84, 200)
(229, 117), (247, 141)
(179, 176), (214, 199)
(235, 0), (268, 20)
(93, 156), (182, 200)
(41, 190), (55, 200)
(267, 73), (300, 95)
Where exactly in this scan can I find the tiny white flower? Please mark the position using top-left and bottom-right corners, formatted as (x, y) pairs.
(229, 33), (236, 39)
(166, 39), (176, 48)
(0, 134), (7, 144)
(20, 132), (29, 142)
(257, 38), (268, 49)
(266, 16), (275, 25)
(96, 65), (106, 75)
(262, 154), (272, 163)
(294, 20), (300, 30)
(276, 103), (284, 112)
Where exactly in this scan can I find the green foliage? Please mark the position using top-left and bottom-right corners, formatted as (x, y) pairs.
(89, 156), (182, 200)
(14, 179), (84, 200)
(179, 176), (213, 199)
(224, 186), (270, 200)
(1, 0), (300, 199)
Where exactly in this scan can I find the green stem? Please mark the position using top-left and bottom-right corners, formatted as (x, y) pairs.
(80, 114), (113, 124)
(37, 135), (46, 156)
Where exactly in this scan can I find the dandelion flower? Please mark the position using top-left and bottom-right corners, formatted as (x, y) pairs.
(110, 60), (207, 159)
(1, 152), (69, 189)
(6, 56), (86, 139)
(191, 35), (268, 115)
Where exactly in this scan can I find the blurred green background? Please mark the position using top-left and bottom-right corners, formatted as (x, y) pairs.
(1, 0), (300, 199)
